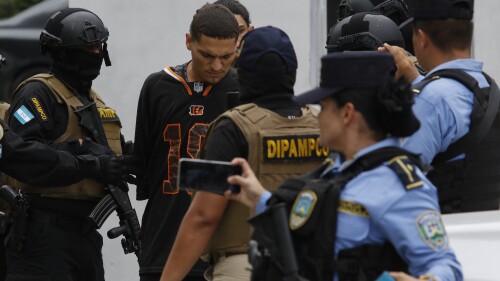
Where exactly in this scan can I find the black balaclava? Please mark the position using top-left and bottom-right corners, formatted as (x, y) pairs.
(52, 48), (104, 83)
(237, 52), (296, 104)
(50, 48), (104, 98)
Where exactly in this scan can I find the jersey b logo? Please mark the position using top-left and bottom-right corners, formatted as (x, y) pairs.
(189, 105), (204, 116)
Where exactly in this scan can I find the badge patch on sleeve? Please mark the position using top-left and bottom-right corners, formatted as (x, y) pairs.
(14, 105), (34, 125)
(416, 211), (449, 251)
(290, 190), (317, 230)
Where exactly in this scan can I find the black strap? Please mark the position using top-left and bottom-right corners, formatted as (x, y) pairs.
(414, 69), (500, 163)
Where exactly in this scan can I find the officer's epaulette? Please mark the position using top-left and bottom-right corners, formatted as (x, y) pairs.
(386, 155), (424, 190)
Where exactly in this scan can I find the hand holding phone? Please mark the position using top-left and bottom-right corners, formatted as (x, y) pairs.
(177, 158), (242, 195)
(375, 272), (395, 281)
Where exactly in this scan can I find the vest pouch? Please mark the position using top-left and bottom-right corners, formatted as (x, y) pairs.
(428, 159), (466, 213)
(290, 180), (341, 281)
(289, 180), (333, 236)
(248, 204), (301, 281)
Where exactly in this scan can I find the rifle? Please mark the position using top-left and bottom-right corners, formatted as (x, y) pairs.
(87, 184), (141, 256)
(75, 101), (142, 257)
(0, 185), (29, 251)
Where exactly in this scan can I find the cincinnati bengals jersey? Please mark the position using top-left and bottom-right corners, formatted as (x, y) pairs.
(134, 62), (238, 276)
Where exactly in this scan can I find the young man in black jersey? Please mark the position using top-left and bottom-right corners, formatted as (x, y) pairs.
(160, 26), (327, 281)
(133, 4), (239, 281)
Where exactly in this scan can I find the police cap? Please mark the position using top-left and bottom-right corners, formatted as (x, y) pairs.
(411, 0), (474, 21)
(294, 51), (395, 105)
(237, 26), (297, 77)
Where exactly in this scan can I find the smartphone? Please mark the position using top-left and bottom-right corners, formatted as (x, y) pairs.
(375, 272), (395, 281)
(177, 158), (242, 195)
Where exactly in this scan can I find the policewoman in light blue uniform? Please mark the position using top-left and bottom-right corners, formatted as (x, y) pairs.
(226, 51), (462, 281)
(381, 0), (500, 213)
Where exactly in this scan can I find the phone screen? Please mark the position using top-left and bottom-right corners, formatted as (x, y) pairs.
(177, 158), (241, 195)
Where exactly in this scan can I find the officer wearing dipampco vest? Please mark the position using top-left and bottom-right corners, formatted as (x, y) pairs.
(161, 26), (327, 281)
(4, 8), (126, 281)
(225, 52), (463, 281)
(380, 0), (500, 213)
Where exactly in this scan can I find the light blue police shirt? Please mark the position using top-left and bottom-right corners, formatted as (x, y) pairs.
(401, 59), (488, 164)
(336, 138), (462, 281)
(256, 138), (463, 281)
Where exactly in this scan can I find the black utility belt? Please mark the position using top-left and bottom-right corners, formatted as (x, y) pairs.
(28, 207), (91, 234)
(26, 193), (98, 219)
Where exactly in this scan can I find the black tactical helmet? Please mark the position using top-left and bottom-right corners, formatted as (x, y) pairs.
(337, 0), (410, 26)
(40, 8), (111, 66)
(326, 13), (404, 52)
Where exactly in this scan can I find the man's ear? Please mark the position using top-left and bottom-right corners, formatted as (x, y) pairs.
(342, 102), (356, 125)
(186, 32), (192, 51)
(417, 29), (429, 49)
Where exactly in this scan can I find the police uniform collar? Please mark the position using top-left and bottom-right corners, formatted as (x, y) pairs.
(339, 138), (400, 172)
(425, 59), (483, 78)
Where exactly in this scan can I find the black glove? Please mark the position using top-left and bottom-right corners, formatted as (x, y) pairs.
(51, 138), (114, 157)
(78, 154), (122, 185)
(80, 138), (115, 156)
(117, 155), (144, 185)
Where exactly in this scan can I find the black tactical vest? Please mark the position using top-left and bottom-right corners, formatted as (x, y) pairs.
(249, 147), (424, 281)
(412, 69), (500, 213)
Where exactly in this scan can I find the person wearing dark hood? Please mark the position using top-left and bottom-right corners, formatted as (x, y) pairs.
(4, 8), (127, 281)
(160, 26), (328, 281)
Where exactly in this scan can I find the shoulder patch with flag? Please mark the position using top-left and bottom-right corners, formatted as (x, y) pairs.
(416, 210), (449, 251)
(14, 105), (35, 125)
(290, 190), (317, 230)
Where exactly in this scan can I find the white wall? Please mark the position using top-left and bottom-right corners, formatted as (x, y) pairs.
(473, 0), (500, 83)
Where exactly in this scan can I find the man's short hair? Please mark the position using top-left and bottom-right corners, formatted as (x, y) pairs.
(190, 3), (239, 42)
(413, 19), (473, 52)
(213, 0), (251, 26)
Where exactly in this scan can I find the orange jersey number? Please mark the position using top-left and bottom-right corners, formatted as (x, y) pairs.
(162, 123), (208, 194)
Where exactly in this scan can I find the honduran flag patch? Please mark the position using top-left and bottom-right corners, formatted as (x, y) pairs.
(14, 105), (34, 125)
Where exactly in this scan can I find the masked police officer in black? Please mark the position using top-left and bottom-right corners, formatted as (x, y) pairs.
(0, 53), (123, 280)
(3, 8), (129, 281)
